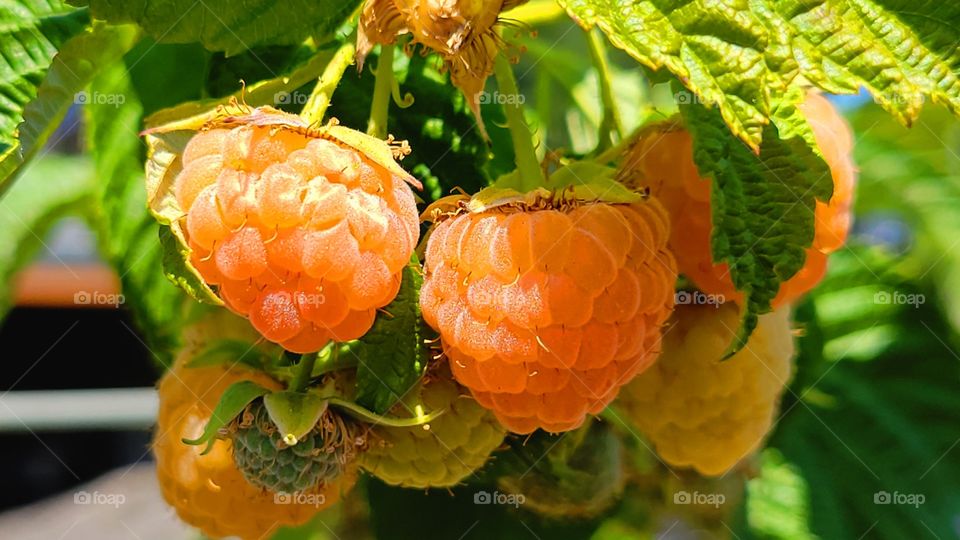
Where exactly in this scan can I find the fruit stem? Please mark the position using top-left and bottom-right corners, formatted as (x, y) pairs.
(493, 53), (546, 191)
(301, 40), (356, 124)
(290, 353), (319, 393)
(367, 44), (396, 138)
(311, 343), (359, 377)
(592, 125), (643, 165)
(586, 28), (623, 151)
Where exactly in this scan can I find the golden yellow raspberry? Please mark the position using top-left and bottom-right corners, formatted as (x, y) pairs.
(153, 315), (354, 539)
(618, 303), (795, 476)
(359, 370), (505, 487)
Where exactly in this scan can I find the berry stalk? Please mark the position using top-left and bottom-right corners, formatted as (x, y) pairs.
(367, 44), (396, 138)
(492, 53), (545, 191)
(586, 28), (623, 150)
(302, 41), (356, 124)
(290, 353), (319, 392)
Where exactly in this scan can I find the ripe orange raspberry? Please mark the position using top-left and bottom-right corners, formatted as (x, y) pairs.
(420, 197), (678, 433)
(173, 112), (420, 353)
(359, 370), (505, 487)
(153, 319), (352, 539)
(625, 92), (855, 307)
(618, 303), (795, 476)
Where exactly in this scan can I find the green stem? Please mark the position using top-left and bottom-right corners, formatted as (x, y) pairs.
(367, 44), (395, 138)
(311, 344), (359, 377)
(586, 28), (624, 151)
(301, 41), (356, 124)
(592, 125), (643, 165)
(290, 353), (318, 393)
(493, 53), (545, 191)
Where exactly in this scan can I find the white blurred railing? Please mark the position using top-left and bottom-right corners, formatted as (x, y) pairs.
(0, 388), (157, 431)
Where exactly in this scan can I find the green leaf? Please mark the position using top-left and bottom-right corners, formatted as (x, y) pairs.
(0, 1), (89, 191)
(85, 52), (189, 367)
(559, 0), (960, 149)
(19, 23), (139, 163)
(70, 0), (361, 55)
(680, 91), (832, 353)
(183, 380), (271, 450)
(736, 247), (960, 539)
(262, 391), (328, 446)
(0, 155), (94, 321)
(741, 449), (817, 539)
(354, 257), (427, 415)
(559, 0), (772, 148)
(158, 224), (222, 305)
(185, 338), (269, 370)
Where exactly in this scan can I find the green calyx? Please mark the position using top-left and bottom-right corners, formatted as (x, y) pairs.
(464, 160), (645, 214)
(231, 399), (352, 494)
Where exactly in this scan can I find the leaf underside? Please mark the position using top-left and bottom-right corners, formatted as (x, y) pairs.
(560, 0), (960, 149)
(680, 91), (832, 353)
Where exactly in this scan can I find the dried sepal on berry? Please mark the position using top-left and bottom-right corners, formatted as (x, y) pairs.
(357, 0), (528, 137)
(143, 104), (422, 353)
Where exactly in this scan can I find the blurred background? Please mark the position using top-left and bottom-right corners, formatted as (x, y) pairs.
(1, 14), (959, 540)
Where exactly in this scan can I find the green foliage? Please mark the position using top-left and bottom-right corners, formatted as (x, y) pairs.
(69, 0), (360, 55)
(18, 22), (138, 174)
(0, 155), (93, 321)
(158, 225), (222, 305)
(2, 3), (960, 539)
(0, 1), (88, 190)
(560, 0), (960, 149)
(681, 93), (832, 352)
(737, 249), (960, 539)
(184, 338), (270, 370)
(85, 49), (189, 367)
(355, 258), (426, 415)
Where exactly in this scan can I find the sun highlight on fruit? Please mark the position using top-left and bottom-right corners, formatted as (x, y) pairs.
(420, 194), (678, 433)
(359, 369), (505, 487)
(357, 0), (526, 134)
(172, 109), (421, 353)
(153, 317), (350, 539)
(623, 92), (856, 307)
(618, 302), (795, 476)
